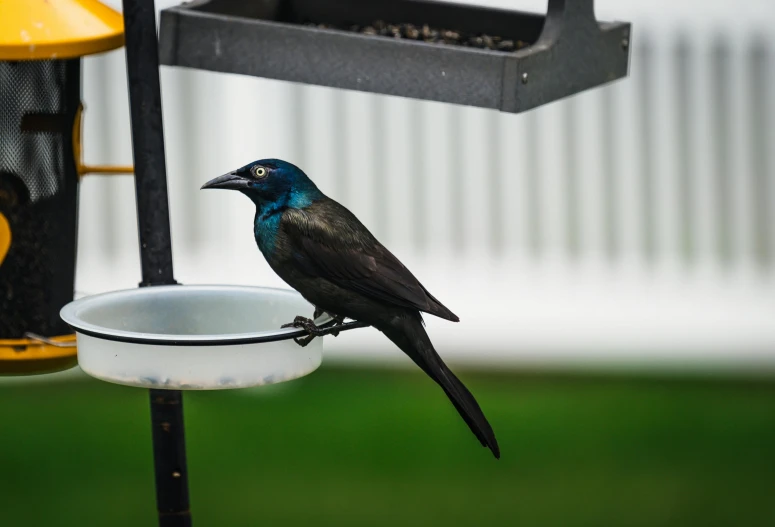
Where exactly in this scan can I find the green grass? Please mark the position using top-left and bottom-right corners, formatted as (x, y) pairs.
(1, 367), (774, 526)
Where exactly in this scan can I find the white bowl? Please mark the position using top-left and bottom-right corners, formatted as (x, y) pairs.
(60, 285), (328, 390)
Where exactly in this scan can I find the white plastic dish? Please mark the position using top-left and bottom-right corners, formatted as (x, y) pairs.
(60, 285), (330, 390)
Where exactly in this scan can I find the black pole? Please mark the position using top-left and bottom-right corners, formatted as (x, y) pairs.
(122, 1), (191, 526)
(148, 390), (191, 527)
(121, 0), (176, 286)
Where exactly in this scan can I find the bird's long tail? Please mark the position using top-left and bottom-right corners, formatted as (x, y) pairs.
(380, 314), (500, 459)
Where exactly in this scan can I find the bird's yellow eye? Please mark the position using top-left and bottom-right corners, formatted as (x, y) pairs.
(253, 166), (267, 178)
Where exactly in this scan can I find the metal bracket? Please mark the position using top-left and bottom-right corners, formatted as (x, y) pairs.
(23, 332), (78, 348)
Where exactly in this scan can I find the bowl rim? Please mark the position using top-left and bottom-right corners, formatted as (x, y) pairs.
(59, 284), (333, 346)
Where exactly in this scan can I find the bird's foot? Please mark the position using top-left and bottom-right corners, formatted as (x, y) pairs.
(281, 312), (351, 347)
(281, 316), (326, 347)
(327, 314), (346, 337)
(311, 308), (346, 337)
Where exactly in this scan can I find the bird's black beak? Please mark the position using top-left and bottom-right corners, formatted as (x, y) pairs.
(200, 172), (250, 191)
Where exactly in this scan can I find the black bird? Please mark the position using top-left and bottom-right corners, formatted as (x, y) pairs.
(202, 158), (499, 458)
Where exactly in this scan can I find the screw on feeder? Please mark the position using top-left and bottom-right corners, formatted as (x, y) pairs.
(621, 28), (630, 51)
(521, 72), (529, 84)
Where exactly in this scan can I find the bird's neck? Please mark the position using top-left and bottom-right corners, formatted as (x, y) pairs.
(253, 187), (321, 220)
(254, 210), (282, 255)
(252, 187), (322, 254)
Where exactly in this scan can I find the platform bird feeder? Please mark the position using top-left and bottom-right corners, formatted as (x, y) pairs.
(158, 0), (631, 113)
(60, 284), (352, 390)
(0, 0), (131, 376)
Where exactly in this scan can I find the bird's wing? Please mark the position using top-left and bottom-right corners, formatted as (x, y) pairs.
(281, 202), (459, 322)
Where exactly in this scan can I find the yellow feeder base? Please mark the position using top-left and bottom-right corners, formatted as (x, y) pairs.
(0, 0), (124, 61)
(0, 335), (78, 376)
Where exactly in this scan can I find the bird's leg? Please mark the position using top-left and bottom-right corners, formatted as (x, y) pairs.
(327, 313), (346, 337)
(313, 309), (347, 336)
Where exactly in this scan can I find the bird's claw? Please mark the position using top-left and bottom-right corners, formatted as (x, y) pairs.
(281, 316), (326, 347)
(281, 315), (319, 332)
(292, 334), (316, 347)
(281, 313), (347, 347)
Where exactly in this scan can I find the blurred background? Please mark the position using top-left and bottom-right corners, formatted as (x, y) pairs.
(2, 0), (775, 525)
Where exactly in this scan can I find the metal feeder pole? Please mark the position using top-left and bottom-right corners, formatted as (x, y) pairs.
(122, 0), (191, 525)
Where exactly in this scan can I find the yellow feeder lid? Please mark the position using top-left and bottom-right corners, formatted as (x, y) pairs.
(0, 0), (124, 61)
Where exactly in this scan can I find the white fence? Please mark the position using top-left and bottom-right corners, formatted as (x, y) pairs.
(75, 0), (775, 374)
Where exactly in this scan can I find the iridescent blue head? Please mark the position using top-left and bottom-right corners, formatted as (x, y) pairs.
(201, 158), (322, 210)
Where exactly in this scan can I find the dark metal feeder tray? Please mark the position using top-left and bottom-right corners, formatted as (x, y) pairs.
(159, 0), (630, 113)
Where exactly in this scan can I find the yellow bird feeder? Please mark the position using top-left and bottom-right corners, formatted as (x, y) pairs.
(0, 0), (132, 375)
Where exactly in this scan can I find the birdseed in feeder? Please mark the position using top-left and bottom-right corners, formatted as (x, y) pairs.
(306, 21), (528, 52)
